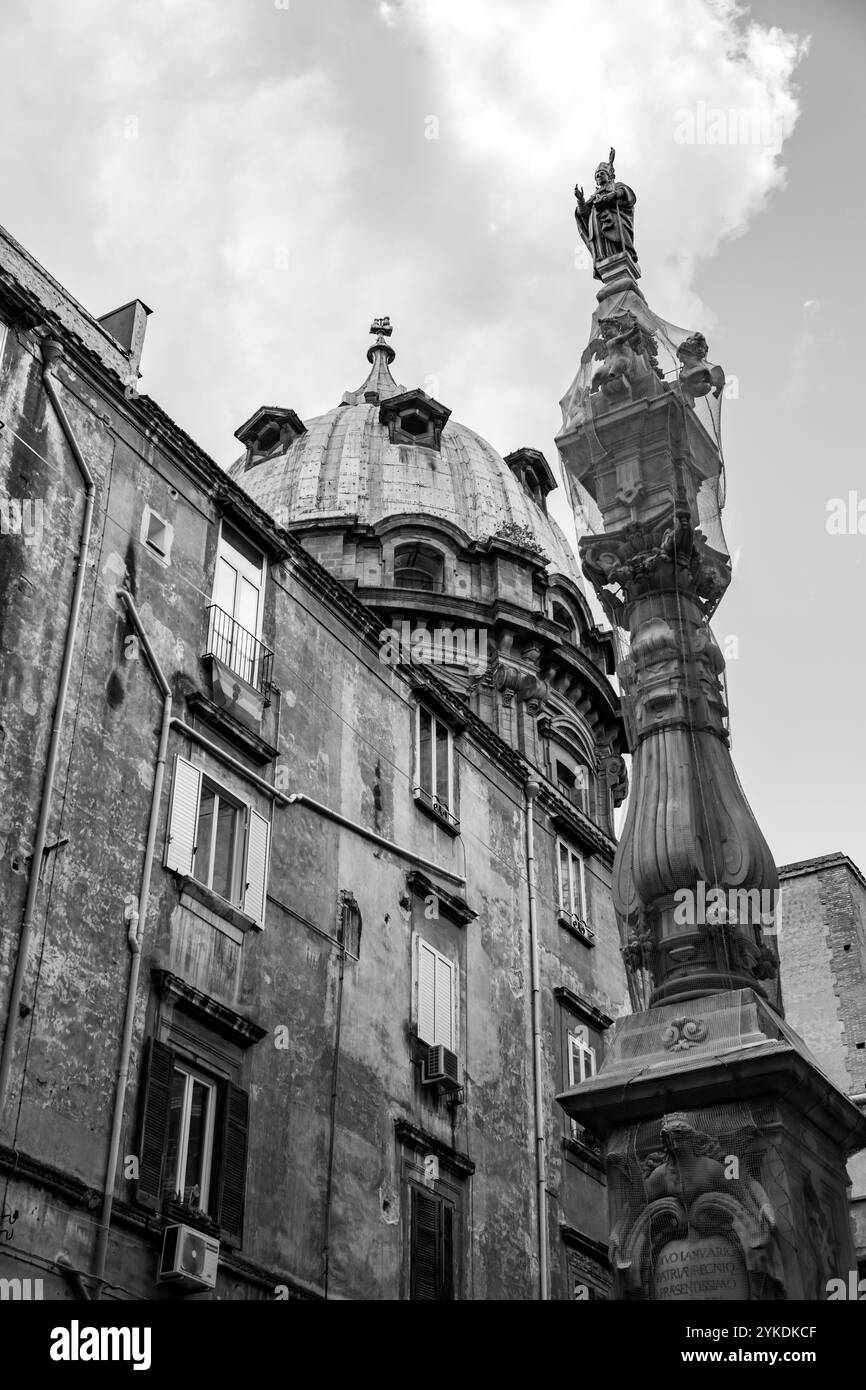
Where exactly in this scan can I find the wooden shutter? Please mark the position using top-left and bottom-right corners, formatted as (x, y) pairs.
(434, 952), (454, 1050)
(417, 941), (456, 1049)
(410, 1188), (455, 1300)
(410, 1187), (440, 1300)
(164, 755), (201, 876)
(217, 1083), (250, 1242)
(417, 940), (437, 1045)
(440, 1201), (455, 1300)
(243, 808), (270, 928)
(135, 1038), (175, 1210)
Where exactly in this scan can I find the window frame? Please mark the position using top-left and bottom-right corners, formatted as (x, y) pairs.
(564, 1019), (600, 1148)
(166, 1059), (218, 1214)
(211, 519), (267, 688)
(193, 776), (245, 905)
(557, 837), (587, 921)
(413, 703), (457, 825)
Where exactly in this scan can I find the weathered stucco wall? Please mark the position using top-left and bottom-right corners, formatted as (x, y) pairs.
(0, 238), (629, 1301)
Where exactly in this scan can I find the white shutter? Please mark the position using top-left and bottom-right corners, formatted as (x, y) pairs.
(434, 953), (454, 1049)
(243, 808), (271, 929)
(417, 941), (437, 1045)
(164, 755), (201, 876)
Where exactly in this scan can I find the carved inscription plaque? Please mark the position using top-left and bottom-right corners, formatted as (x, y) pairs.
(653, 1236), (748, 1301)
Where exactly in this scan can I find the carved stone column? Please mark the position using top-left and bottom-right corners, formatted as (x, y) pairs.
(555, 155), (866, 1300)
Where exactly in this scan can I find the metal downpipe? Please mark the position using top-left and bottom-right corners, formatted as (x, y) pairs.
(92, 591), (172, 1295)
(524, 778), (549, 1299)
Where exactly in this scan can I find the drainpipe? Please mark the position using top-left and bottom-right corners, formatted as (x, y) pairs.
(322, 908), (347, 1298)
(92, 590), (172, 1295)
(0, 340), (96, 1119)
(524, 778), (549, 1300)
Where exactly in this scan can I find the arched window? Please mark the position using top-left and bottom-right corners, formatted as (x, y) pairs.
(554, 750), (592, 815)
(551, 601), (576, 640)
(394, 543), (445, 592)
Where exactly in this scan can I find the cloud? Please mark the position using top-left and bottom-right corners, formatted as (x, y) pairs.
(0, 0), (808, 470)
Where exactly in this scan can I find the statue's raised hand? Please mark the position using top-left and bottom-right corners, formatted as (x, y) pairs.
(574, 184), (586, 210)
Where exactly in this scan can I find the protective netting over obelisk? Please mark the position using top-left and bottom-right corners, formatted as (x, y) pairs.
(556, 150), (866, 1302)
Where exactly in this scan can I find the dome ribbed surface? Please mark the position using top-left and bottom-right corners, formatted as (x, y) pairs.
(230, 400), (585, 586)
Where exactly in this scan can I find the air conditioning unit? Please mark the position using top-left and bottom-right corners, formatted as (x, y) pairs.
(422, 1044), (460, 1089)
(158, 1223), (219, 1291)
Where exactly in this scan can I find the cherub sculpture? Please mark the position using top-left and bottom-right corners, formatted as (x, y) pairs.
(676, 332), (726, 402)
(591, 312), (644, 396)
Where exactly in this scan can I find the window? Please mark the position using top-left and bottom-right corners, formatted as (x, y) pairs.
(554, 752), (590, 813)
(166, 1061), (217, 1211)
(410, 1186), (455, 1300)
(211, 521), (266, 687)
(557, 838), (586, 921)
(413, 705), (458, 828)
(394, 543), (444, 592)
(164, 756), (271, 929)
(339, 891), (362, 959)
(140, 505), (173, 565)
(551, 601), (576, 638)
(135, 1038), (250, 1242)
(416, 938), (457, 1051)
(566, 1024), (598, 1146)
(194, 780), (244, 903)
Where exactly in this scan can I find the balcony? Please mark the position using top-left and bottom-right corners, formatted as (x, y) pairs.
(204, 604), (273, 699)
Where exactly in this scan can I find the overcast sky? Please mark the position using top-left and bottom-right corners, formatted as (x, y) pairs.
(2, 0), (863, 870)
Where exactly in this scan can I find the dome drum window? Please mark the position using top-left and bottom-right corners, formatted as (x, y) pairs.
(394, 543), (445, 592)
(379, 389), (451, 451)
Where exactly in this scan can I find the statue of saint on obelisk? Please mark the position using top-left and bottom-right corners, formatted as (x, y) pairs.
(557, 150), (866, 1302)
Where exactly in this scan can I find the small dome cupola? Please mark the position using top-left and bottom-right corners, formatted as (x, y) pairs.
(504, 448), (557, 512)
(379, 388), (452, 451)
(235, 405), (306, 471)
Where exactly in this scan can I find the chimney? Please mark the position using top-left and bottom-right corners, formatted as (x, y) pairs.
(97, 299), (151, 377)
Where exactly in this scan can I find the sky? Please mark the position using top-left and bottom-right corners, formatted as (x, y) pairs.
(1, 0), (863, 869)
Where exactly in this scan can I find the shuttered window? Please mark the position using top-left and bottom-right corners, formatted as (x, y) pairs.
(410, 1186), (455, 1300)
(164, 755), (270, 929)
(417, 939), (456, 1050)
(135, 1038), (250, 1243)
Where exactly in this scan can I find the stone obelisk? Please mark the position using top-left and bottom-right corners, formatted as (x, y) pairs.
(557, 151), (866, 1301)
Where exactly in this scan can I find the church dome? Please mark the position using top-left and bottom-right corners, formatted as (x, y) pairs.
(229, 324), (585, 590)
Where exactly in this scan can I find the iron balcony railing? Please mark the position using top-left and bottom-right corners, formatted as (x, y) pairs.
(204, 604), (274, 697)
